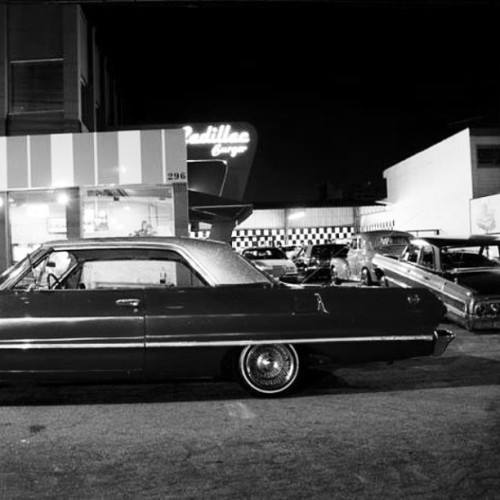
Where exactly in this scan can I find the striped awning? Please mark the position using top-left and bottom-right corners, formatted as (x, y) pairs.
(0, 128), (187, 191)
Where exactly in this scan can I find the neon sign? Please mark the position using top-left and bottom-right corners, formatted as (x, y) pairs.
(183, 124), (250, 158)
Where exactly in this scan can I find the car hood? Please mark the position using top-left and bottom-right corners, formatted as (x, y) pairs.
(451, 268), (500, 295)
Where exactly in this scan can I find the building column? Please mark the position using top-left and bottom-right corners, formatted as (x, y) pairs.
(66, 187), (81, 239)
(63, 5), (81, 133)
(210, 220), (235, 244)
(0, 193), (9, 272)
(0, 5), (7, 136)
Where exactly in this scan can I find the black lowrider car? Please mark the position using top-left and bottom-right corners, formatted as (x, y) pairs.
(372, 235), (500, 331)
(0, 237), (453, 397)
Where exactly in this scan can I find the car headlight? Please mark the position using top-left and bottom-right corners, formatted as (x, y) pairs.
(474, 302), (500, 317)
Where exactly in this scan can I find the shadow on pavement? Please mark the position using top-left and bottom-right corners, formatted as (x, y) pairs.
(0, 351), (499, 406)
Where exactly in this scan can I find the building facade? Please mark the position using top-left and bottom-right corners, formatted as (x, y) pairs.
(360, 128), (500, 236)
(0, 128), (188, 270)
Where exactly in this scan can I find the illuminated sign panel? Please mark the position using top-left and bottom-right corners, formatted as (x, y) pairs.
(183, 124), (251, 158)
(183, 122), (257, 201)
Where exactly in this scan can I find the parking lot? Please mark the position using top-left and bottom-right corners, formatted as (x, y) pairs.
(0, 322), (499, 499)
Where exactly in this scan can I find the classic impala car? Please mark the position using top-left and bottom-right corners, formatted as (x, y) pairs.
(0, 237), (454, 397)
(372, 235), (500, 331)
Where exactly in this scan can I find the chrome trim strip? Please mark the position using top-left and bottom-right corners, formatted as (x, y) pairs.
(0, 317), (139, 325)
(0, 335), (435, 350)
(146, 335), (434, 347)
(385, 276), (410, 288)
(0, 336), (143, 344)
(0, 343), (144, 349)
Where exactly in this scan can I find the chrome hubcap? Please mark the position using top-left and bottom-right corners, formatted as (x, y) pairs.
(242, 344), (298, 393)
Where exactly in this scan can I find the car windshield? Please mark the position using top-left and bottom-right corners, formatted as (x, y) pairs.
(441, 245), (500, 270)
(243, 248), (286, 260)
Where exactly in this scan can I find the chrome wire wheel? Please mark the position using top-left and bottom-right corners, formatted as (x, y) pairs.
(239, 344), (299, 396)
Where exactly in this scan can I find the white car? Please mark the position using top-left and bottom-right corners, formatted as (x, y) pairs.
(242, 246), (298, 282)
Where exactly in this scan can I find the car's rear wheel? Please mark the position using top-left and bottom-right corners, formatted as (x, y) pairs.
(238, 344), (300, 397)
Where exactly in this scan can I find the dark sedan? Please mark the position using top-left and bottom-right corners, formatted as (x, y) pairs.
(0, 237), (453, 397)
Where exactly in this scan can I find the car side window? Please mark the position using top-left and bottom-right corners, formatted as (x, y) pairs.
(13, 251), (76, 291)
(403, 245), (420, 264)
(77, 259), (206, 290)
(420, 246), (435, 270)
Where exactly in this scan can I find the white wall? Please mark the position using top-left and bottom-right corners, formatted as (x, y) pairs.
(383, 128), (473, 235)
(237, 206), (354, 229)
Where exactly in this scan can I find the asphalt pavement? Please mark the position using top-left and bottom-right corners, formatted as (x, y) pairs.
(0, 322), (499, 499)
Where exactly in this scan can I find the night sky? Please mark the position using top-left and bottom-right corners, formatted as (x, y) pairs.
(88, 1), (500, 204)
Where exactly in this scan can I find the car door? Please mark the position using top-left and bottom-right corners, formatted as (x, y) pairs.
(143, 284), (324, 379)
(400, 244), (445, 292)
(0, 251), (145, 378)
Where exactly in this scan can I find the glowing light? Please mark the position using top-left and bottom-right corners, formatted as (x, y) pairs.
(183, 124), (250, 158)
(288, 211), (305, 221)
(57, 193), (70, 205)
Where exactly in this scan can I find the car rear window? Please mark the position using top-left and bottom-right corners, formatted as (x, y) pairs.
(312, 245), (348, 259)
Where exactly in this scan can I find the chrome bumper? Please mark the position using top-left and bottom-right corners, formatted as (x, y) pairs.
(432, 329), (455, 356)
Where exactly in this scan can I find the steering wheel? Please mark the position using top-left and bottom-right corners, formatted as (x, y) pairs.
(47, 273), (62, 290)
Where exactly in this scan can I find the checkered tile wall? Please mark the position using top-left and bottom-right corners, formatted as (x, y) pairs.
(190, 226), (354, 250)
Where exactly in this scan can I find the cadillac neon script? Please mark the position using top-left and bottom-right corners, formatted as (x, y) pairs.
(183, 125), (250, 158)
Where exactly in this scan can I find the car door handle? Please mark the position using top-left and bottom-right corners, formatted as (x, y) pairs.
(116, 298), (142, 308)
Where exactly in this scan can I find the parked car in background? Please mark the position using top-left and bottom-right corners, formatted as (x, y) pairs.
(241, 246), (298, 282)
(372, 235), (500, 331)
(336, 230), (413, 285)
(294, 243), (349, 284)
(0, 237), (453, 397)
(282, 245), (303, 261)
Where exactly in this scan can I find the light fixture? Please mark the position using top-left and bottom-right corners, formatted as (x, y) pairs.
(57, 193), (70, 205)
(288, 211), (305, 221)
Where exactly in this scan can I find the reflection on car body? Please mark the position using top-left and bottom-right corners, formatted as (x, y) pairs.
(373, 235), (500, 331)
(0, 237), (454, 397)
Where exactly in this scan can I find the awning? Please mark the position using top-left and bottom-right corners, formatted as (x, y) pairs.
(188, 190), (253, 225)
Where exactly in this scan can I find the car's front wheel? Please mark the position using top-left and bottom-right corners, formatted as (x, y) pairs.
(361, 268), (373, 286)
(238, 344), (300, 397)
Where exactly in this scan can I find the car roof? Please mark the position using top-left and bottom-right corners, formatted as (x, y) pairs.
(38, 236), (229, 252)
(410, 235), (500, 247)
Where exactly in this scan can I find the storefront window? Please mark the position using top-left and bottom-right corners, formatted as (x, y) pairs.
(8, 189), (72, 263)
(82, 186), (175, 238)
